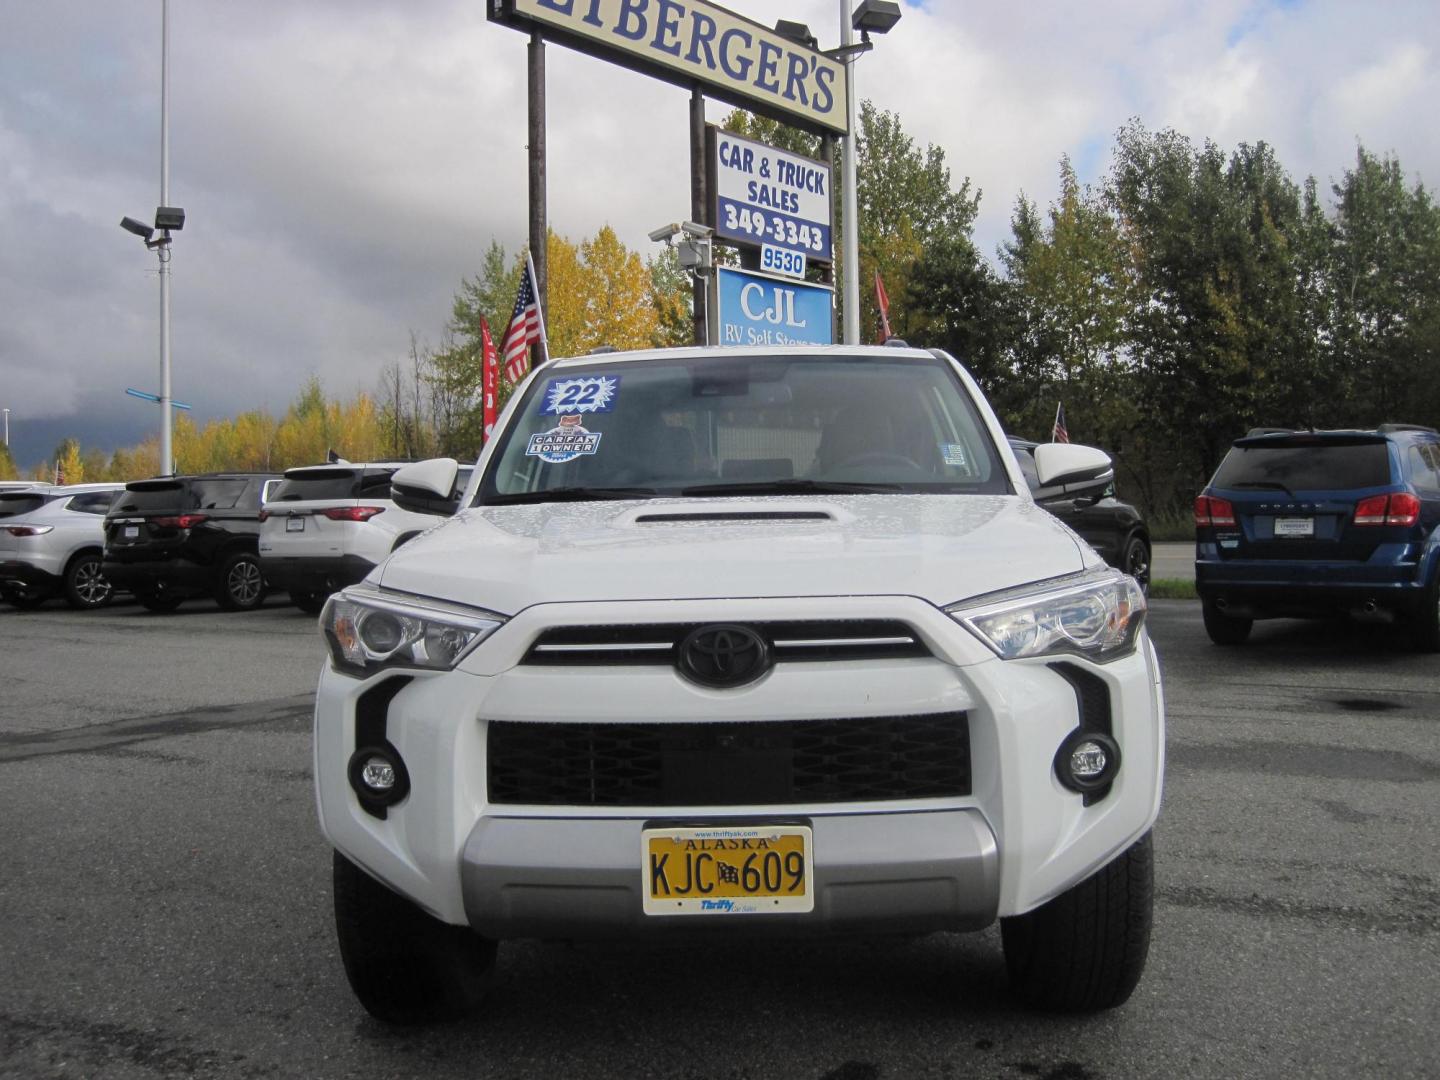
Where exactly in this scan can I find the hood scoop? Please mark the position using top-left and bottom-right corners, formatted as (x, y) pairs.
(634, 510), (834, 524)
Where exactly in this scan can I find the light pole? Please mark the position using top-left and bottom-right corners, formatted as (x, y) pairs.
(2, 408), (8, 448)
(120, 0), (184, 476)
(838, 0), (901, 345)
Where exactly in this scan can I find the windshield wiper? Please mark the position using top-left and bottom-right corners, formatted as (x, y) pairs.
(679, 479), (901, 497)
(482, 486), (658, 506)
(1229, 481), (1297, 498)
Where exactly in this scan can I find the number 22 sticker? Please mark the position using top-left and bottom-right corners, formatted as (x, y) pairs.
(539, 375), (621, 415)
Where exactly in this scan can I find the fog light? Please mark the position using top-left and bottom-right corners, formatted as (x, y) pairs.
(360, 757), (396, 791)
(346, 745), (410, 816)
(1054, 730), (1121, 794)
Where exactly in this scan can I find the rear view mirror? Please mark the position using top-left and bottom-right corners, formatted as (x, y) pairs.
(1033, 443), (1114, 499)
(391, 458), (461, 517)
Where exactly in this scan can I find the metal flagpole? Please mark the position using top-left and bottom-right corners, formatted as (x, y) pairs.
(158, 0), (173, 475)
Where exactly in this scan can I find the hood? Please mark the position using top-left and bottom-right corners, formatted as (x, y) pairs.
(377, 495), (1093, 615)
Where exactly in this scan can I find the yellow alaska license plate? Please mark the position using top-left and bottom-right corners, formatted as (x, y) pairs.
(642, 824), (813, 916)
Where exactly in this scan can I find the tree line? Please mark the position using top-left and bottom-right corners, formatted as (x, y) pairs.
(7, 109), (1436, 528)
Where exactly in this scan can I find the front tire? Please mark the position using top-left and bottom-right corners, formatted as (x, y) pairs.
(1122, 535), (1151, 594)
(1202, 599), (1252, 645)
(137, 588), (183, 613)
(215, 552), (265, 611)
(1001, 831), (1154, 1012)
(64, 552), (113, 610)
(332, 851), (496, 1025)
(290, 589), (327, 615)
(1403, 570), (1440, 653)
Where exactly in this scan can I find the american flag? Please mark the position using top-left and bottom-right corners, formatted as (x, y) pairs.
(501, 253), (545, 383)
(1052, 403), (1070, 444)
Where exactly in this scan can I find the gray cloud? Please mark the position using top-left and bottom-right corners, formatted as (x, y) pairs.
(2, 0), (1437, 467)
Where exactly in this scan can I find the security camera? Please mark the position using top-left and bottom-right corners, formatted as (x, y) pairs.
(679, 221), (713, 239)
(648, 223), (682, 243)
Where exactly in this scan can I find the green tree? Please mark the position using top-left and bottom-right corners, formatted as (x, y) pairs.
(0, 441), (17, 481)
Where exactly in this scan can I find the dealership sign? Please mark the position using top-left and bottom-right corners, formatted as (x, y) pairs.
(713, 266), (833, 347)
(712, 129), (831, 263)
(489, 0), (847, 135)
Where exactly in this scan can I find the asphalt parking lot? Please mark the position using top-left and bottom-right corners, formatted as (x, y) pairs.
(1, 597), (1437, 1079)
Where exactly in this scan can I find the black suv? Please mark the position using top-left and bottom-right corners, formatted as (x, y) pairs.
(1195, 425), (1440, 647)
(103, 473), (280, 612)
(1008, 437), (1151, 590)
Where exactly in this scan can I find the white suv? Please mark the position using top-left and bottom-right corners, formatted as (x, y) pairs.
(313, 346), (1163, 1023)
(259, 462), (470, 613)
(0, 483), (124, 609)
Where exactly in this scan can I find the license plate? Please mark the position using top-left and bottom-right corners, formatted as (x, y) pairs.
(124, 525), (139, 539)
(643, 824), (813, 916)
(1274, 517), (1314, 538)
(286, 516), (305, 532)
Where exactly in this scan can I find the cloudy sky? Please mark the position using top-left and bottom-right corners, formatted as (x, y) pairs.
(2, 0), (1437, 465)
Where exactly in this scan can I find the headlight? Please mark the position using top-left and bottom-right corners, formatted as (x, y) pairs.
(947, 569), (1146, 662)
(320, 584), (506, 676)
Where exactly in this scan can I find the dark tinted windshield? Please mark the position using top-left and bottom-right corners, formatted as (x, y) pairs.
(270, 468), (395, 502)
(0, 493), (51, 518)
(479, 354), (1009, 502)
(111, 479), (251, 514)
(1213, 440), (1392, 491)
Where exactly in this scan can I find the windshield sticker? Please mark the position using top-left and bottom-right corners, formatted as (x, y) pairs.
(540, 375), (621, 415)
(526, 414), (603, 463)
(941, 444), (969, 467)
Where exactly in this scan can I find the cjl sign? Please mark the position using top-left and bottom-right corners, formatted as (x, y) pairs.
(712, 267), (833, 347)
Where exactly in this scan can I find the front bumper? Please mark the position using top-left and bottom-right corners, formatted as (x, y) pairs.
(315, 594), (1165, 935)
(461, 809), (999, 938)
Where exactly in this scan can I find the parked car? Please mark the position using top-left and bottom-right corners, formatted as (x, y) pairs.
(1195, 424), (1440, 647)
(1008, 436), (1151, 590)
(313, 344), (1161, 1023)
(0, 483), (123, 609)
(103, 473), (280, 612)
(259, 461), (472, 613)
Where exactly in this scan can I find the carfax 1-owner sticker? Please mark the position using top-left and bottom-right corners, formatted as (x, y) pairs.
(527, 414), (602, 464)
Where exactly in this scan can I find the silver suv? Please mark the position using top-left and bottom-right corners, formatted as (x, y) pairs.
(259, 461), (471, 613)
(0, 483), (124, 609)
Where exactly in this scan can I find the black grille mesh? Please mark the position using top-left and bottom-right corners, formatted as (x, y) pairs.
(487, 713), (970, 806)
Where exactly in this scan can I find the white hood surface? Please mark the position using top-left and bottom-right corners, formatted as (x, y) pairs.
(378, 495), (1092, 615)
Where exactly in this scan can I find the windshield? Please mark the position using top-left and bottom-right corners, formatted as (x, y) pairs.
(477, 353), (1010, 504)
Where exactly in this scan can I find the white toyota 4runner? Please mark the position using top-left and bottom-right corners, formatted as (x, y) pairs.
(314, 344), (1163, 1023)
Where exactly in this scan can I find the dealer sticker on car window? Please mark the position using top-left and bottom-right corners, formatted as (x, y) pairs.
(527, 414), (603, 464)
(540, 375), (621, 415)
(941, 444), (969, 467)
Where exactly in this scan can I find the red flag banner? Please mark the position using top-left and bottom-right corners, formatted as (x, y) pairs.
(874, 270), (893, 344)
(481, 316), (499, 442)
(1052, 403), (1070, 444)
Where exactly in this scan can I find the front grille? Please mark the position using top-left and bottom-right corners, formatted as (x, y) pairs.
(487, 712), (970, 806)
(522, 620), (930, 666)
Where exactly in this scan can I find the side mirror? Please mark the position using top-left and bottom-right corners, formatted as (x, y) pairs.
(1033, 443), (1114, 499)
(391, 458), (461, 516)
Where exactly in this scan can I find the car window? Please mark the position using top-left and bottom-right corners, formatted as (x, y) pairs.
(112, 479), (249, 513)
(358, 470), (397, 498)
(66, 492), (117, 515)
(0, 493), (51, 518)
(271, 469), (363, 501)
(480, 354), (1010, 501)
(1213, 442), (1392, 490)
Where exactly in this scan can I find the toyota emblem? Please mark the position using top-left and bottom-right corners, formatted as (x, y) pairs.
(676, 624), (772, 688)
